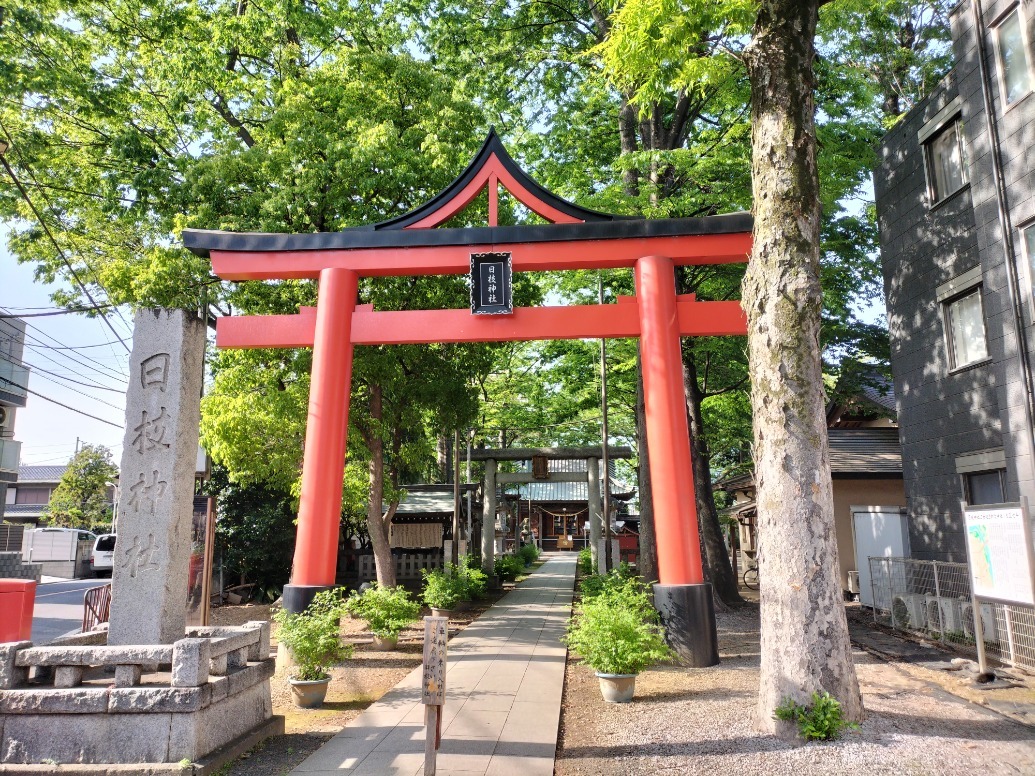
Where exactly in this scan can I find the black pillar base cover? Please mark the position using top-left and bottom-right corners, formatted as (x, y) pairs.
(653, 582), (720, 667)
(282, 583), (336, 614)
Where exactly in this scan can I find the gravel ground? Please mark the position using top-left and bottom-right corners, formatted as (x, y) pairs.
(556, 605), (1035, 776)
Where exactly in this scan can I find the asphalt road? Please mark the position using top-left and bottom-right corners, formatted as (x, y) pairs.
(32, 578), (110, 644)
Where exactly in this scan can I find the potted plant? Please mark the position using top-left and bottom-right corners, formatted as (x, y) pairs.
(564, 573), (672, 703)
(457, 555), (488, 600)
(344, 583), (421, 649)
(273, 589), (353, 708)
(422, 566), (464, 617)
(493, 553), (524, 582)
(518, 543), (539, 567)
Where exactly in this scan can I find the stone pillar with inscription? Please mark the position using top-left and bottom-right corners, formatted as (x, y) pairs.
(108, 309), (206, 646)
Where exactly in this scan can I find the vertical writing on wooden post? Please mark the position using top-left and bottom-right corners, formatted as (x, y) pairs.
(422, 616), (448, 776)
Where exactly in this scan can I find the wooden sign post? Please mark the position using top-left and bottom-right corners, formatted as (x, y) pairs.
(422, 616), (448, 775)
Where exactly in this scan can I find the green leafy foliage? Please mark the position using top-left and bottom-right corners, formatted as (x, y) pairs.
(577, 548), (595, 575)
(422, 566), (465, 610)
(209, 467), (296, 601)
(773, 692), (860, 741)
(273, 589), (353, 682)
(344, 584), (420, 639)
(456, 556), (488, 600)
(41, 445), (118, 529)
(565, 568), (672, 676)
(493, 554), (524, 582)
(518, 543), (540, 566)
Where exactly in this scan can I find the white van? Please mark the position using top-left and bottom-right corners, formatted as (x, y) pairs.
(90, 534), (117, 577)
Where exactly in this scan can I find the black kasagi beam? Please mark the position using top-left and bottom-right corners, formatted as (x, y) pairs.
(470, 252), (513, 315)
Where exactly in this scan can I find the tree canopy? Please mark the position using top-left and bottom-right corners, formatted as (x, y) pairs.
(1, 0), (955, 589)
(42, 444), (119, 529)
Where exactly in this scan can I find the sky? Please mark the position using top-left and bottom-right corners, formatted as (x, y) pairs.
(2, 240), (131, 467)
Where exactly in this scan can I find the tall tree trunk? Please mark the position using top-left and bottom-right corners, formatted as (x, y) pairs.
(364, 383), (397, 587)
(635, 350), (658, 582)
(683, 352), (743, 606)
(743, 0), (862, 733)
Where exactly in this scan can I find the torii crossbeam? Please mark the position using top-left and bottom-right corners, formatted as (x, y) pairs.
(184, 130), (751, 666)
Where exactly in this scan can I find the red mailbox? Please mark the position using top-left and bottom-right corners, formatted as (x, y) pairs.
(0, 579), (36, 642)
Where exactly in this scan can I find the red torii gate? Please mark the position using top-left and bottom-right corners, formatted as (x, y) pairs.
(184, 131), (750, 665)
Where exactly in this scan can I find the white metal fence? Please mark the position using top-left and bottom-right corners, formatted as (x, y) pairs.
(868, 556), (1035, 672)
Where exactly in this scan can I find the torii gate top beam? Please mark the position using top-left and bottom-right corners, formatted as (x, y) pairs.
(182, 130), (752, 280)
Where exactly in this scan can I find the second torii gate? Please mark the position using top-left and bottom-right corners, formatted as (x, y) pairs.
(184, 131), (750, 666)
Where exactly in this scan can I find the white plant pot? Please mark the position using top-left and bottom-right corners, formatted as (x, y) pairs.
(596, 672), (637, 703)
(289, 676), (330, 708)
(371, 634), (398, 650)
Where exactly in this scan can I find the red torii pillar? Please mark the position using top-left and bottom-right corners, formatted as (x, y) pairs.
(636, 255), (718, 665)
(288, 268), (357, 598)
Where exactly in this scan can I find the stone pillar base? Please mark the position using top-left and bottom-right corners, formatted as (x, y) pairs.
(653, 583), (720, 667)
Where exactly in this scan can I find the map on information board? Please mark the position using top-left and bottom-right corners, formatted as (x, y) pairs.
(963, 505), (1035, 606)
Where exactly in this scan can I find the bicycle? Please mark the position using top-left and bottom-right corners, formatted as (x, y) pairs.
(742, 563), (759, 590)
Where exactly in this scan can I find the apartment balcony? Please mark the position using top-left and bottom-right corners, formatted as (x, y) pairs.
(0, 438), (20, 484)
(0, 358), (28, 407)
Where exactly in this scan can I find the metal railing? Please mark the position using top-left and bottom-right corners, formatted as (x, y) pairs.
(868, 556), (1035, 672)
(83, 583), (112, 632)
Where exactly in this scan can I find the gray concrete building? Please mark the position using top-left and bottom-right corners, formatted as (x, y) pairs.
(0, 317), (28, 519)
(876, 0), (1035, 561)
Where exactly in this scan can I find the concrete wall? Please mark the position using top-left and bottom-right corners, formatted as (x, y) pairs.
(876, 1), (1035, 563)
(832, 478), (908, 591)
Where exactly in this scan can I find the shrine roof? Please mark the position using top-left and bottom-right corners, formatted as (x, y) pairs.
(182, 130), (752, 258)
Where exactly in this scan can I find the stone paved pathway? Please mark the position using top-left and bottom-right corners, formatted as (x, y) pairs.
(290, 552), (576, 776)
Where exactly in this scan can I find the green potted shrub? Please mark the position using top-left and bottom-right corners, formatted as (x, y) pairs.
(564, 573), (672, 703)
(344, 583), (421, 649)
(518, 543), (539, 567)
(273, 589), (353, 708)
(457, 555), (487, 600)
(493, 553), (524, 582)
(422, 566), (465, 617)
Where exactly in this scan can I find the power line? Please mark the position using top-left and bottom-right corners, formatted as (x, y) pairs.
(11, 319), (130, 382)
(7, 352), (126, 394)
(0, 141), (131, 352)
(1, 339), (128, 351)
(20, 369), (126, 410)
(0, 306), (116, 319)
(0, 375), (122, 428)
(21, 339), (129, 384)
(1, 367), (124, 412)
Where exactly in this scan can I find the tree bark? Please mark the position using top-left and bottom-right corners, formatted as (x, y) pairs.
(743, 0), (863, 733)
(363, 383), (397, 587)
(634, 350), (658, 583)
(683, 352), (743, 606)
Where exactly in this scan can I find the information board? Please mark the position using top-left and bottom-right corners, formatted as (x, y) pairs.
(470, 252), (513, 315)
(963, 503), (1035, 606)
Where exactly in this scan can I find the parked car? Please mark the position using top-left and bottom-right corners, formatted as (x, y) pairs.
(90, 534), (117, 577)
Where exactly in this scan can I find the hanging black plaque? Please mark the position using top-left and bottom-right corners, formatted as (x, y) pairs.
(470, 252), (513, 315)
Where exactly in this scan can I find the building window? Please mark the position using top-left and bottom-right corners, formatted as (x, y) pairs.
(14, 487), (51, 505)
(944, 288), (989, 368)
(965, 469), (1006, 505)
(926, 120), (968, 203)
(994, 7), (1033, 106)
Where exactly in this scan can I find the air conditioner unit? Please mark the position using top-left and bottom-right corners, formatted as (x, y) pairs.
(0, 406), (12, 431)
(847, 570), (860, 595)
(892, 593), (927, 629)
(926, 595), (963, 635)
(961, 599), (998, 642)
